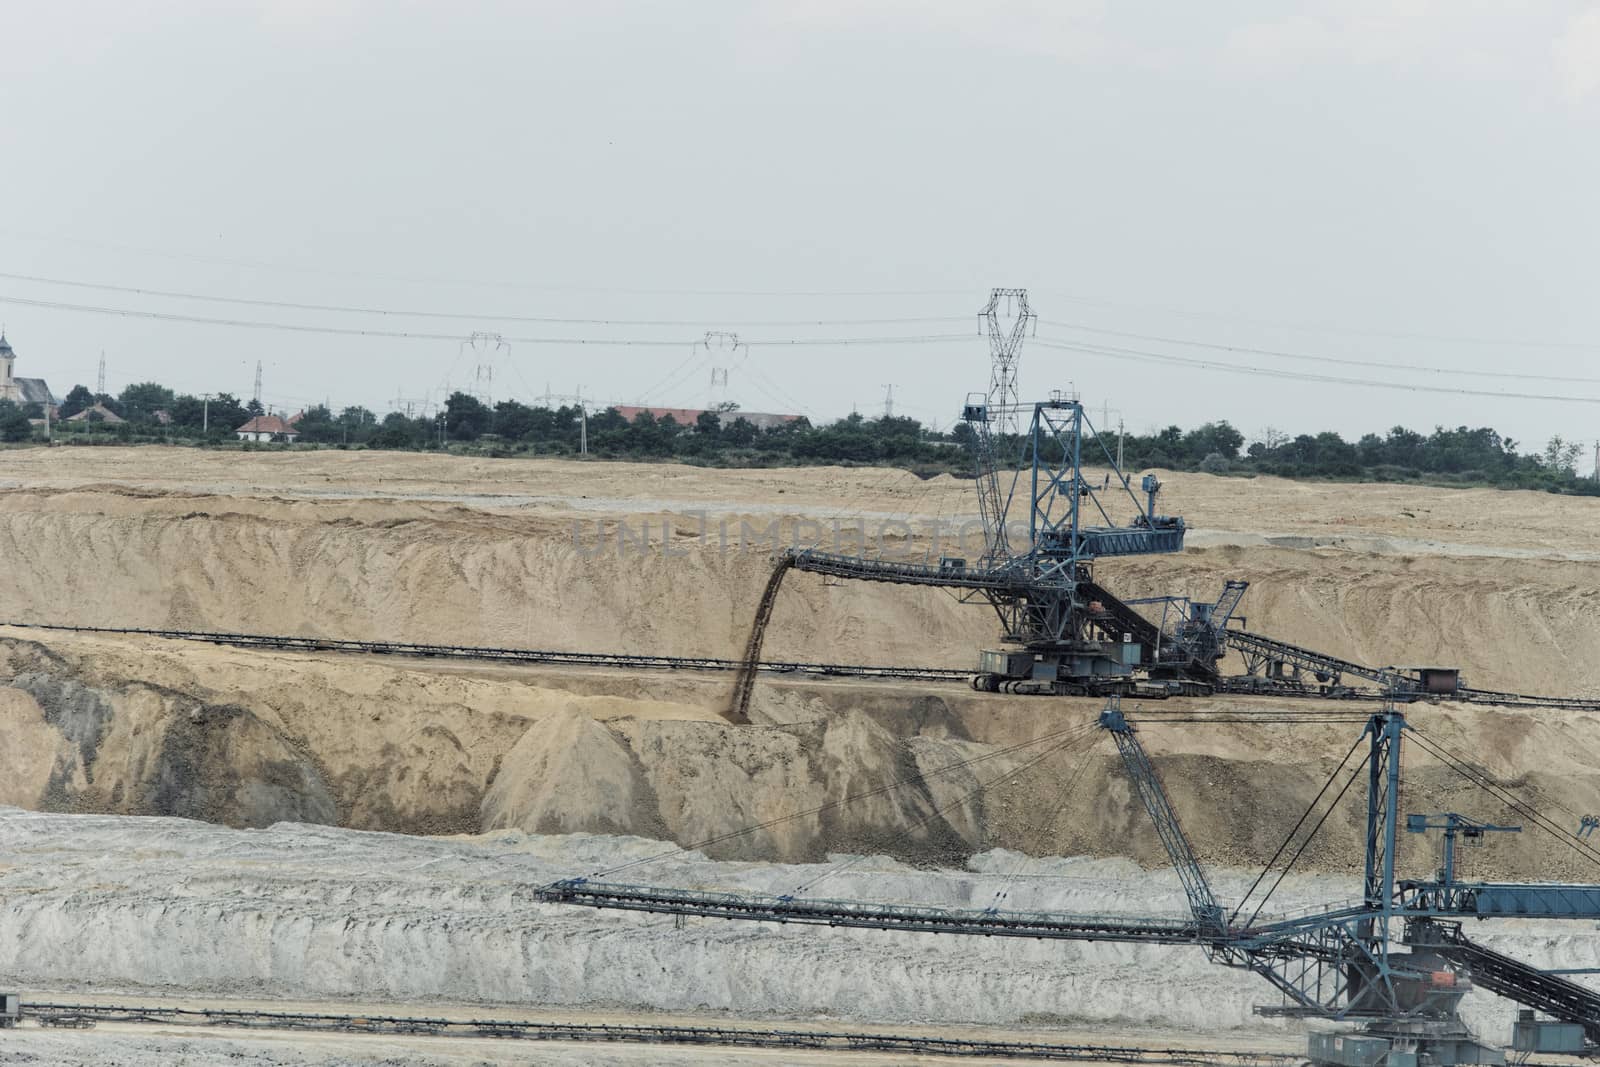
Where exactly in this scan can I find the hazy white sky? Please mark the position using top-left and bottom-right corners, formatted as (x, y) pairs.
(1, 1), (1596, 450)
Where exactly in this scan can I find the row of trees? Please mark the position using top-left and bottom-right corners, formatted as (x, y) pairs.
(10, 380), (1598, 494)
(1106, 421), (1590, 492)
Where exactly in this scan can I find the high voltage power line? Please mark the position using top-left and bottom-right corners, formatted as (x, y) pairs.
(1039, 320), (1600, 384)
(11, 261), (1600, 414)
(0, 227), (974, 297)
(6, 227), (1596, 350)
(1033, 337), (1600, 405)
(0, 294), (972, 349)
(0, 271), (971, 327)
(1031, 289), (1599, 352)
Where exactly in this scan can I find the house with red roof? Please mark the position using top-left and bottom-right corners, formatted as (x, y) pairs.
(236, 414), (299, 443)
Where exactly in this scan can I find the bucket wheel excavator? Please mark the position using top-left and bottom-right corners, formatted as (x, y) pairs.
(544, 698), (1600, 1065)
(731, 393), (1245, 720)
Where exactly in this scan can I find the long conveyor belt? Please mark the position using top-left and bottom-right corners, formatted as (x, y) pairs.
(17, 998), (1300, 1064)
(5, 620), (1600, 712)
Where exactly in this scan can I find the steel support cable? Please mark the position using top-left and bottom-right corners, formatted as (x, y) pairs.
(1405, 730), (1586, 847)
(1409, 727), (1590, 828)
(587, 719), (1101, 879)
(1406, 730), (1600, 874)
(1409, 734), (1600, 875)
(1230, 729), (1368, 926)
(1242, 755), (1369, 930)
(789, 727), (1101, 898)
(987, 734), (1105, 909)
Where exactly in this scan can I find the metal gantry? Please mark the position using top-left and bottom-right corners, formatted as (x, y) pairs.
(780, 394), (1214, 694)
(540, 699), (1600, 1063)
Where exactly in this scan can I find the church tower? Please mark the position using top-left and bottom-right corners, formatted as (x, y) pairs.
(0, 333), (53, 406)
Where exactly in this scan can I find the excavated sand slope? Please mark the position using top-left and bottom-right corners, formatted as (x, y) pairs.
(5, 628), (1600, 879)
(1, 448), (1598, 689)
(0, 448), (1598, 875)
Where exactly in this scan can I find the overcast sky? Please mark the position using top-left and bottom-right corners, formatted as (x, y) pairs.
(2, 1), (1596, 453)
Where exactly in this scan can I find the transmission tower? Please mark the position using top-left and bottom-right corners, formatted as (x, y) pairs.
(978, 288), (1035, 436)
(882, 384), (895, 419)
(253, 360), (263, 407)
(702, 331), (745, 410)
(462, 332), (509, 407)
(97, 352), (106, 396)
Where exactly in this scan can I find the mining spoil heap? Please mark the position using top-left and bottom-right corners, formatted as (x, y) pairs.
(2, 446), (1599, 1058)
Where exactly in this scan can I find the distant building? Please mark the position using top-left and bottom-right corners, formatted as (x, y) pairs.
(65, 402), (125, 425)
(613, 405), (802, 431)
(0, 333), (55, 408)
(614, 405), (707, 426)
(236, 414), (299, 442)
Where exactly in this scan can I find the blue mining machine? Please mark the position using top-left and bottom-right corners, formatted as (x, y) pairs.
(728, 392), (1249, 721)
(540, 699), (1600, 1065)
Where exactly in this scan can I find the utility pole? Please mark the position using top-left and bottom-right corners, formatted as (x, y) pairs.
(201, 393), (211, 434)
(978, 288), (1035, 437)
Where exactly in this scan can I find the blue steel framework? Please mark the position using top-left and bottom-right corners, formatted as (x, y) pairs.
(540, 702), (1600, 1060)
(784, 396), (1209, 691)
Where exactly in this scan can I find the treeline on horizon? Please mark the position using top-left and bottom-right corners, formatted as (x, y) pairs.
(2, 380), (1594, 495)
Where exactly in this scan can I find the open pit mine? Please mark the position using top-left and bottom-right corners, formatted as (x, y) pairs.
(4, 415), (1600, 1066)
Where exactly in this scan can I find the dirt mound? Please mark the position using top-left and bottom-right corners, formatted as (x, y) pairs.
(484, 705), (660, 837)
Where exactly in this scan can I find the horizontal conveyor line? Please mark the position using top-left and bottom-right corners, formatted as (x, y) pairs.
(20, 1000), (1300, 1064)
(535, 879), (1210, 944)
(0, 622), (970, 683)
(4, 620), (1598, 711)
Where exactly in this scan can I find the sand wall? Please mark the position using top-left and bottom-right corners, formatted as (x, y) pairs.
(7, 630), (1600, 879)
(1, 478), (1597, 693)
